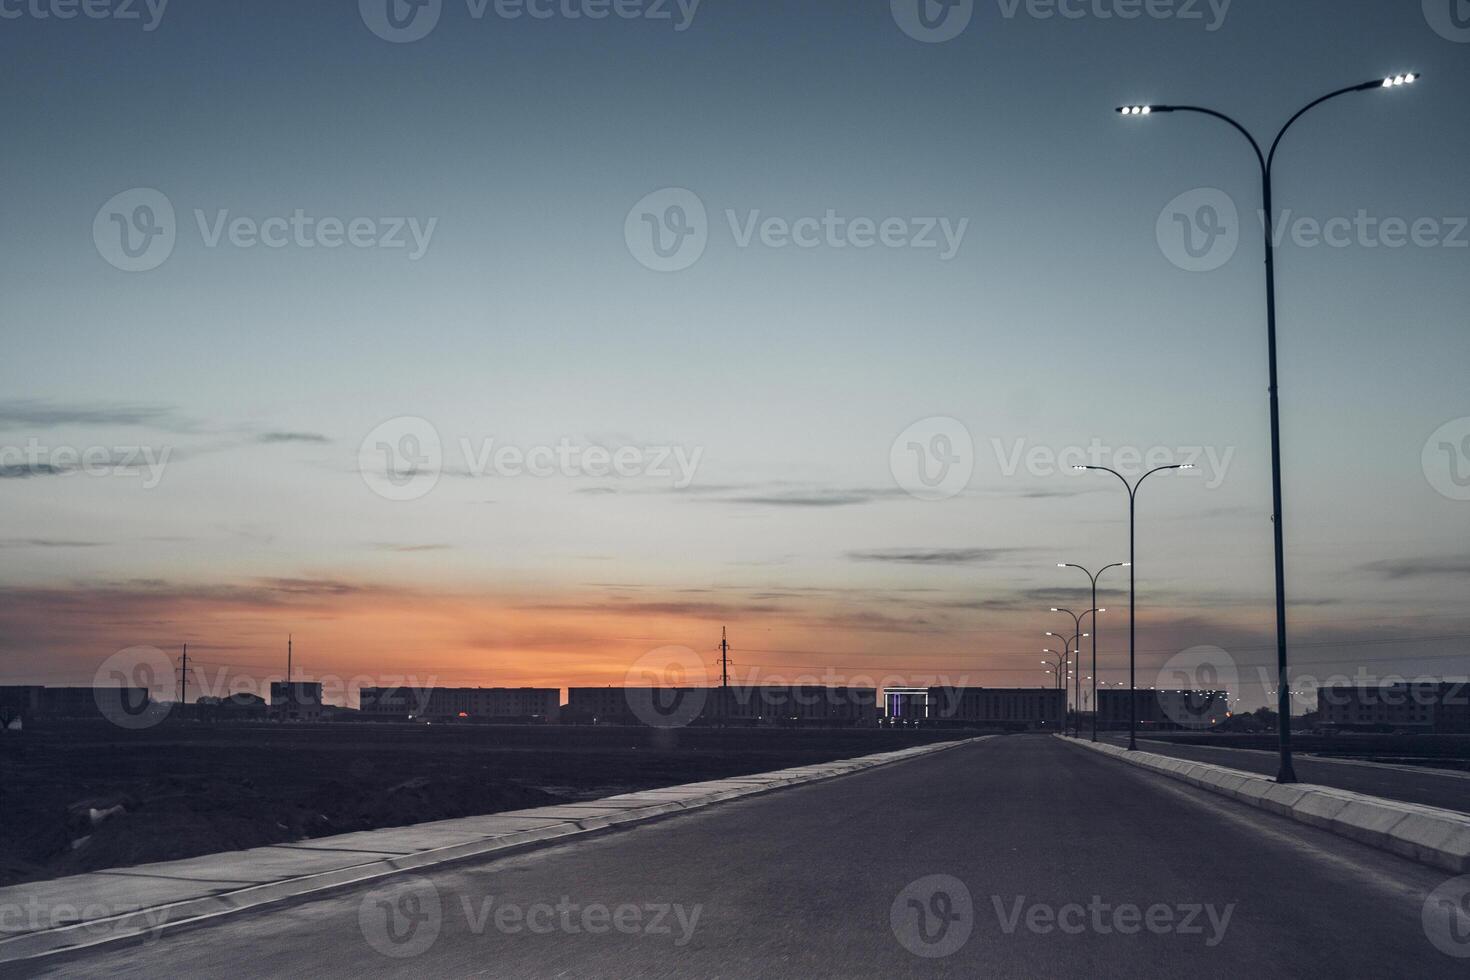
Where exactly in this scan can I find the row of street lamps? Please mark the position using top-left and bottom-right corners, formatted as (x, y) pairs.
(1052, 71), (1422, 781)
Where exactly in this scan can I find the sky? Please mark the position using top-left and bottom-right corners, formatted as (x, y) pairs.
(0, 0), (1466, 710)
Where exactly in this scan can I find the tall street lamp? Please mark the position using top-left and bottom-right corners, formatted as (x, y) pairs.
(1116, 70), (1422, 781)
(1059, 562), (1128, 741)
(1050, 608), (1099, 737)
(1075, 463), (1193, 750)
(1046, 628), (1087, 733)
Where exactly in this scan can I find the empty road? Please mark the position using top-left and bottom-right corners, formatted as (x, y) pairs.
(16, 736), (1469, 978)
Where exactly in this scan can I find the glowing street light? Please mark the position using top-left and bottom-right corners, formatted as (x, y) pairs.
(1113, 70), (1422, 782)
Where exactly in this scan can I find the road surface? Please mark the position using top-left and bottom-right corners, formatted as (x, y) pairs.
(1094, 733), (1470, 813)
(15, 735), (1469, 978)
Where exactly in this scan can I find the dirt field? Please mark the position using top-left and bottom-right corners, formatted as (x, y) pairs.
(0, 722), (975, 886)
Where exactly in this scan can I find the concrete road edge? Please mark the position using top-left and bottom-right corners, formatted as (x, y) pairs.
(0, 734), (995, 965)
(1058, 735), (1470, 873)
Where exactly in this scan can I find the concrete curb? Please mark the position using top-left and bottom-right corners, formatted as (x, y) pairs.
(1059, 735), (1470, 873)
(0, 735), (994, 964)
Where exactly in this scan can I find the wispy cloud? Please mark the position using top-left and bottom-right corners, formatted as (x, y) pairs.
(846, 548), (1017, 566)
(373, 543), (453, 553)
(1361, 556), (1470, 580)
(0, 538), (107, 548)
(0, 399), (185, 430)
(258, 431), (330, 445)
(0, 462), (72, 479)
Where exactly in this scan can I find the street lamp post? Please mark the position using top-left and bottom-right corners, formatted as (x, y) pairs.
(1059, 562), (1128, 741)
(1043, 636), (1075, 693)
(1050, 609), (1097, 736)
(1115, 71), (1421, 781)
(1075, 463), (1193, 751)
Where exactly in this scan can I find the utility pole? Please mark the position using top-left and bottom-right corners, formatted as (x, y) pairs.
(178, 644), (189, 704)
(287, 634), (293, 683)
(719, 626), (730, 689)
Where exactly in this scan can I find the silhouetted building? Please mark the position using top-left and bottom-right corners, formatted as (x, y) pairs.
(0, 685), (155, 724)
(926, 687), (1066, 730)
(565, 686), (878, 727)
(358, 686), (559, 723)
(270, 681), (324, 722)
(1096, 689), (1231, 731)
(883, 688), (931, 723)
(1316, 682), (1470, 732)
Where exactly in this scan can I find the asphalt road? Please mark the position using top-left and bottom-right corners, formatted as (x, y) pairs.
(1094, 733), (1470, 813)
(17, 735), (1470, 979)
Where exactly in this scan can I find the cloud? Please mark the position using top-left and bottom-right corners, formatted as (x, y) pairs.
(846, 548), (1017, 566)
(0, 462), (72, 479)
(258, 431), (330, 444)
(1360, 556), (1470, 580)
(0, 538), (107, 548)
(374, 543), (453, 553)
(0, 399), (184, 430)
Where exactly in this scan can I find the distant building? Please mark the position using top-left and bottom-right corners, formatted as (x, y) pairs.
(195, 692), (268, 722)
(358, 686), (560, 723)
(1316, 682), (1470, 732)
(270, 681), (324, 722)
(1096, 689), (1231, 731)
(926, 687), (1066, 731)
(565, 686), (878, 727)
(0, 685), (155, 725)
(883, 688), (931, 723)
